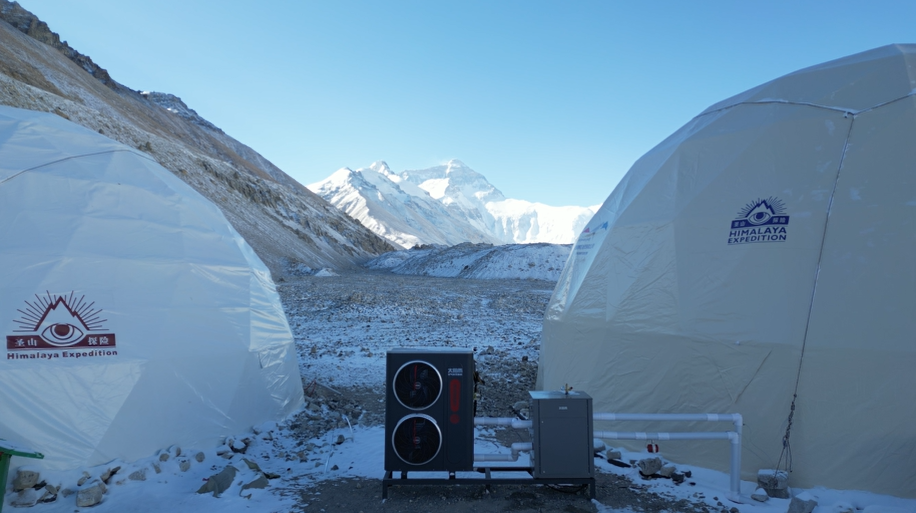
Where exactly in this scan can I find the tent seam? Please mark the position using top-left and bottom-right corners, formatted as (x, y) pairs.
(694, 90), (916, 120)
(0, 148), (155, 186)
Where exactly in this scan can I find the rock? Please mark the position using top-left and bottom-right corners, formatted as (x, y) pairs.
(659, 464), (676, 478)
(671, 472), (685, 484)
(12, 468), (39, 491)
(197, 465), (238, 498)
(606, 450), (623, 461)
(335, 434), (345, 445)
(757, 469), (790, 499)
(60, 488), (75, 498)
(241, 458), (263, 473)
(330, 464), (339, 471)
(101, 466), (120, 484)
(829, 502), (854, 513)
(128, 468), (148, 482)
(513, 401), (528, 411)
(241, 475), (269, 492)
(159, 452), (170, 462)
(307, 402), (321, 413)
(170, 445), (182, 457)
(76, 480), (107, 508)
(77, 471), (91, 486)
(751, 487), (769, 502)
(592, 439), (607, 453)
(228, 438), (248, 454)
(38, 484), (58, 503)
(297, 450), (308, 462)
(195, 452), (206, 463)
(152, 462), (162, 474)
(10, 488), (39, 507)
(178, 459), (191, 472)
(637, 456), (663, 476)
(787, 492), (818, 513)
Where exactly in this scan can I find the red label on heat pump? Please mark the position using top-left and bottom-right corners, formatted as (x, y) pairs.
(449, 379), (460, 412)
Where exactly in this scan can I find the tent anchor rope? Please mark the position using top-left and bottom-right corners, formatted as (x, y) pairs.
(774, 115), (856, 478)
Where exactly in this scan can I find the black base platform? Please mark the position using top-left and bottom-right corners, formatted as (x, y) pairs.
(381, 468), (596, 499)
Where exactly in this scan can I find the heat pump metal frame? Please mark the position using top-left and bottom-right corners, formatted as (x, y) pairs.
(381, 467), (596, 499)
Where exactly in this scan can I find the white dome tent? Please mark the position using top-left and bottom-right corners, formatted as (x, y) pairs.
(538, 45), (916, 497)
(0, 106), (304, 470)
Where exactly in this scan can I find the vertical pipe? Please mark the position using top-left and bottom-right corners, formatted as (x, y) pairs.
(726, 414), (743, 501)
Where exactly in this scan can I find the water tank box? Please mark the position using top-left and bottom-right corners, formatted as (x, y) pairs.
(529, 390), (594, 479)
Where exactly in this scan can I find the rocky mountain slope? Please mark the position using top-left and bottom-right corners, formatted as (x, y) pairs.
(0, 0), (394, 277)
(366, 242), (571, 281)
(310, 159), (597, 249)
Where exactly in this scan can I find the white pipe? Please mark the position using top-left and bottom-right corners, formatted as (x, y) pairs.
(593, 412), (744, 502)
(474, 417), (532, 429)
(594, 431), (736, 441)
(730, 415), (742, 502)
(473, 442), (532, 463)
(594, 413), (741, 423)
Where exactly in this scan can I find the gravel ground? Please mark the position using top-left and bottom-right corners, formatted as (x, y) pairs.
(274, 272), (721, 513)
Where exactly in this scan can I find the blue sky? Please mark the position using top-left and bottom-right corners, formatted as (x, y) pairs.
(18, 1), (916, 206)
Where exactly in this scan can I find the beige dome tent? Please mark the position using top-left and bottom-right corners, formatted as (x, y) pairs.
(538, 44), (916, 497)
(0, 106), (304, 470)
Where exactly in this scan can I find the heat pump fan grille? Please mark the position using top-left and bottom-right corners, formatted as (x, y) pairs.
(393, 360), (442, 410)
(392, 414), (442, 465)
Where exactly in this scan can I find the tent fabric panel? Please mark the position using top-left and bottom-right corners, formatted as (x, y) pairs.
(805, 98), (916, 352)
(789, 347), (916, 497)
(0, 361), (144, 468)
(788, 97), (916, 496)
(0, 111), (125, 181)
(89, 353), (245, 465)
(702, 44), (916, 114)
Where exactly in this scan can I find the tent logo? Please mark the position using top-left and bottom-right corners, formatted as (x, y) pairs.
(727, 197), (790, 245)
(575, 221), (609, 256)
(6, 292), (118, 360)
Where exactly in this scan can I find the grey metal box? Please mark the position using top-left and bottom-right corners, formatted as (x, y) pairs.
(529, 390), (594, 479)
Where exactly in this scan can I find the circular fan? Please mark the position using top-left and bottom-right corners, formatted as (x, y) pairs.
(393, 360), (442, 410)
(391, 414), (442, 465)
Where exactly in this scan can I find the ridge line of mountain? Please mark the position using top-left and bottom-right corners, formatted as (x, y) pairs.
(309, 159), (597, 249)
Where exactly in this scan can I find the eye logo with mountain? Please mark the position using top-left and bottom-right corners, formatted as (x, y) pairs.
(6, 292), (118, 359)
(727, 197), (790, 245)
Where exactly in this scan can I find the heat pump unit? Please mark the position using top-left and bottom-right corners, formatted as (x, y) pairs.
(385, 348), (475, 472)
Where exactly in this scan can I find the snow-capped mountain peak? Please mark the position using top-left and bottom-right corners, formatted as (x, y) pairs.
(401, 159), (506, 204)
(310, 160), (596, 249)
(368, 160), (396, 177)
